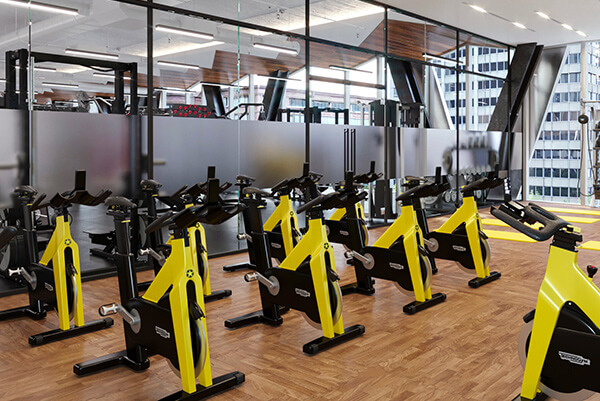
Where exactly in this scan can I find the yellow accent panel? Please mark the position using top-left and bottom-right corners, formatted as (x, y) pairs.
(545, 206), (600, 216)
(580, 241), (600, 251)
(483, 229), (536, 243)
(263, 194), (300, 256)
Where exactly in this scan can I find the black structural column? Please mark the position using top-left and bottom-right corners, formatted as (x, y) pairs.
(147, 0), (154, 179)
(455, 32), (460, 207)
(304, 0), (310, 164)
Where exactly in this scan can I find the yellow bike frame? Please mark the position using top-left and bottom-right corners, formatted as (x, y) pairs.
(278, 217), (344, 338)
(518, 238), (600, 399)
(39, 214), (84, 331)
(372, 204), (432, 303)
(435, 195), (490, 279)
(143, 233), (212, 394)
(329, 202), (366, 222)
(263, 194), (300, 257)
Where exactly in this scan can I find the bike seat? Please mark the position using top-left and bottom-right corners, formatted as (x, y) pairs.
(353, 162), (383, 184)
(14, 185), (37, 196)
(140, 179), (162, 191)
(0, 226), (17, 250)
(242, 187), (271, 197)
(105, 196), (137, 209)
(236, 174), (256, 183)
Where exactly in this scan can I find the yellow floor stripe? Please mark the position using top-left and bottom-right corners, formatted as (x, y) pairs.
(481, 215), (599, 227)
(581, 241), (600, 251)
(483, 229), (536, 243)
(545, 207), (600, 217)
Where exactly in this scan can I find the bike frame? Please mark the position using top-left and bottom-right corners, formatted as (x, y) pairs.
(278, 216), (344, 339)
(519, 242), (600, 399)
(263, 194), (300, 257)
(143, 233), (212, 394)
(38, 213), (84, 331)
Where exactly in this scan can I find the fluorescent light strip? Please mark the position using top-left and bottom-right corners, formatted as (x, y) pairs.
(0, 0), (78, 16)
(253, 43), (298, 56)
(469, 4), (486, 13)
(93, 72), (131, 80)
(157, 60), (200, 70)
(257, 75), (301, 82)
(155, 25), (214, 41)
(65, 48), (119, 60)
(513, 22), (527, 29)
(577, 31), (587, 37)
(157, 87), (193, 94)
(536, 11), (550, 19)
(329, 65), (372, 74)
(200, 82), (238, 88)
(42, 82), (79, 89)
(422, 53), (464, 65)
(15, 66), (56, 72)
(561, 23), (573, 31)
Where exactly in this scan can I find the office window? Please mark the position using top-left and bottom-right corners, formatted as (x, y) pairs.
(570, 188), (579, 198)
(561, 187), (569, 197)
(553, 187), (560, 196)
(544, 187), (551, 196)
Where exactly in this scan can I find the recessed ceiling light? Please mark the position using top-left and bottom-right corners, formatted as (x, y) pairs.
(513, 22), (527, 29)
(536, 11), (550, 19)
(65, 48), (119, 60)
(155, 25), (214, 41)
(156, 60), (200, 70)
(561, 23), (573, 31)
(42, 82), (79, 89)
(0, 0), (78, 16)
(576, 31), (587, 37)
(253, 43), (298, 56)
(0, 79), (5, 83)
(469, 5), (487, 13)
(93, 72), (131, 80)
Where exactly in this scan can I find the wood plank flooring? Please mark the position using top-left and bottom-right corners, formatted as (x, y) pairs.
(1, 203), (599, 401)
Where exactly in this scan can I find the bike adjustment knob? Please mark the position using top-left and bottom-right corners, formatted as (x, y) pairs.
(587, 265), (598, 279)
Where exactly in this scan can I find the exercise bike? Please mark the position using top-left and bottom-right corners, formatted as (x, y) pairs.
(343, 168), (448, 314)
(324, 161), (381, 254)
(139, 172), (233, 302)
(74, 178), (245, 400)
(491, 201), (600, 401)
(223, 164), (322, 272)
(422, 167), (505, 288)
(0, 172), (114, 345)
(224, 179), (365, 354)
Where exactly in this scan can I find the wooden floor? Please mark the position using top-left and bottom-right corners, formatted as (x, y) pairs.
(1, 203), (599, 401)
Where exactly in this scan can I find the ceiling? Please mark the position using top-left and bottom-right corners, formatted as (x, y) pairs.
(0, 0), (594, 100)
(383, 0), (600, 47)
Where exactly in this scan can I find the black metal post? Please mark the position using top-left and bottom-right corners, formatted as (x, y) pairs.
(455, 32), (460, 207)
(304, 0), (310, 164)
(147, 1), (154, 179)
(114, 70), (125, 114)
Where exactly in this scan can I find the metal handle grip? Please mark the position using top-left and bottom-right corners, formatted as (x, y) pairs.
(139, 248), (166, 266)
(100, 303), (141, 333)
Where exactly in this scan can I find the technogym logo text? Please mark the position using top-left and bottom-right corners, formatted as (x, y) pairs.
(155, 326), (171, 339)
(295, 288), (310, 298)
(559, 351), (590, 366)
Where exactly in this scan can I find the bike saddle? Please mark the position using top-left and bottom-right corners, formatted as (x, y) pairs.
(105, 196), (137, 209)
(242, 187), (271, 197)
(491, 201), (572, 242)
(353, 161), (383, 184)
(140, 179), (162, 191)
(0, 226), (17, 250)
(14, 185), (37, 196)
(236, 174), (256, 184)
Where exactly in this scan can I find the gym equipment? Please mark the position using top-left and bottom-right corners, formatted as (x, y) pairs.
(491, 201), (600, 401)
(422, 167), (505, 288)
(324, 161), (382, 253)
(223, 164), (321, 272)
(146, 171), (233, 302)
(74, 179), (245, 401)
(343, 169), (448, 314)
(224, 178), (365, 354)
(0, 172), (114, 345)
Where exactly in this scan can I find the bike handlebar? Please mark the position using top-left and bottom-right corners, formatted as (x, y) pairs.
(490, 201), (570, 242)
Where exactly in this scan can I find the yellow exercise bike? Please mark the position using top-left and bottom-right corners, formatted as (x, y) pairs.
(225, 180), (365, 354)
(492, 201), (600, 401)
(75, 178), (245, 400)
(0, 172), (114, 345)
(422, 167), (505, 288)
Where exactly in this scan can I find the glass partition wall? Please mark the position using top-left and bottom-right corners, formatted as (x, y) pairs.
(0, 0), (521, 253)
